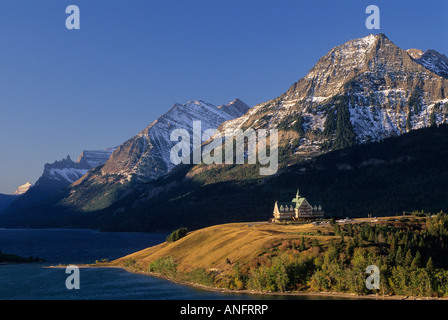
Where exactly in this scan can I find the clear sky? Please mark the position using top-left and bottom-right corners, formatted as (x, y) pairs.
(0, 0), (447, 194)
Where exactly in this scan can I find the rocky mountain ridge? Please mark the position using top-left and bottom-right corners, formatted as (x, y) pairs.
(57, 99), (250, 211)
(2, 148), (115, 213)
(215, 34), (448, 162)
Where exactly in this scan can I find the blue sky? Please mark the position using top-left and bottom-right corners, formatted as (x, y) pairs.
(0, 0), (447, 194)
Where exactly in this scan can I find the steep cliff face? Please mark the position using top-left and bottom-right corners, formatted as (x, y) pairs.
(38, 149), (115, 185)
(77, 150), (116, 169)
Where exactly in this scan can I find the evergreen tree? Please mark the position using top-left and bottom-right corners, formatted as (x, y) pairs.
(404, 249), (413, 267)
(406, 111), (412, 132)
(426, 257), (434, 271)
(299, 236), (306, 251)
(346, 239), (355, 256)
(390, 237), (398, 254)
(377, 231), (386, 244)
(411, 251), (422, 269)
(429, 110), (436, 127)
(323, 109), (336, 137)
(334, 101), (356, 150)
(395, 246), (404, 265)
(347, 223), (354, 237)
(294, 114), (305, 135)
(334, 223), (341, 236)
(408, 88), (422, 115)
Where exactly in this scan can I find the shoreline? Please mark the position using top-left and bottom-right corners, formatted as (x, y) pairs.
(55, 263), (445, 300)
(43, 218), (448, 301)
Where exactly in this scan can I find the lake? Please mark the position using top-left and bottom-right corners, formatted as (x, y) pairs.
(0, 228), (346, 300)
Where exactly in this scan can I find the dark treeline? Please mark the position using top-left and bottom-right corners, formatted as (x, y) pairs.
(132, 213), (448, 297)
(308, 213), (448, 296)
(229, 213), (448, 296)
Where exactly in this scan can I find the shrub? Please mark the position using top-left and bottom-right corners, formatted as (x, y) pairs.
(166, 228), (188, 242)
(95, 258), (109, 264)
(184, 268), (216, 287)
(148, 256), (178, 277)
(124, 258), (137, 268)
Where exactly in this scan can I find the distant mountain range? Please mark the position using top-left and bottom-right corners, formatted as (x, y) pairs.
(2, 33), (448, 231)
(52, 98), (250, 213)
(2, 149), (115, 214)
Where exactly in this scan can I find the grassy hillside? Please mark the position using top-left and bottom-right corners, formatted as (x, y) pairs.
(113, 221), (341, 290)
(115, 222), (338, 273)
(112, 214), (448, 298)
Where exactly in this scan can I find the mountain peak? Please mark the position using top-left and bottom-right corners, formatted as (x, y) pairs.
(186, 100), (211, 107)
(362, 33), (385, 41)
(99, 98), (250, 183)
(407, 48), (424, 59)
(234, 32), (448, 146)
(217, 98), (250, 117)
(356, 33), (388, 47)
(13, 182), (32, 195)
(413, 48), (448, 78)
(299, 34), (387, 98)
(230, 98), (245, 104)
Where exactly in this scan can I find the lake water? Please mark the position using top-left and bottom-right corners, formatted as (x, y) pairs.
(0, 228), (345, 300)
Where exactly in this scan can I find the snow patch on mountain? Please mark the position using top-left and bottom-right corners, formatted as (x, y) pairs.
(48, 168), (89, 183)
(414, 49), (448, 79)
(38, 149), (115, 186)
(215, 34), (448, 157)
(99, 99), (250, 182)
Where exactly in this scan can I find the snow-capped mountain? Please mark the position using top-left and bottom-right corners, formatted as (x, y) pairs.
(40, 149), (115, 185)
(413, 49), (448, 79)
(100, 99), (250, 181)
(216, 34), (448, 160)
(41, 149), (115, 185)
(3, 148), (114, 213)
(59, 99), (250, 211)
